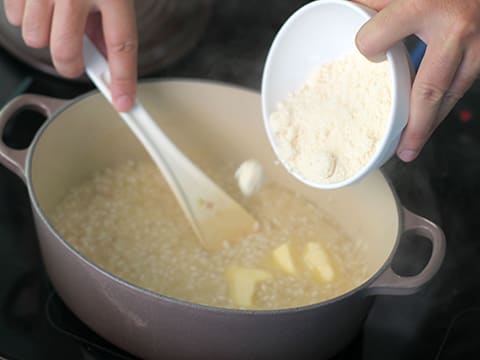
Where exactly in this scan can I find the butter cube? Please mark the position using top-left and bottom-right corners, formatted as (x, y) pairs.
(226, 267), (272, 307)
(303, 242), (335, 282)
(272, 243), (297, 274)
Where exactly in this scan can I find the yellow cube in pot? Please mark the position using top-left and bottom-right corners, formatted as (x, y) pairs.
(226, 267), (272, 308)
(272, 243), (297, 275)
(303, 242), (335, 282)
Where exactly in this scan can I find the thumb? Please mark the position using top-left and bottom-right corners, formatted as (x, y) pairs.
(354, 0), (414, 62)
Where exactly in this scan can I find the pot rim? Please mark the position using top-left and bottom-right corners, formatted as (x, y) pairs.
(24, 78), (405, 315)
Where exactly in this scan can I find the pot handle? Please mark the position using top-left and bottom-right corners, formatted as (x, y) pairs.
(0, 94), (66, 182)
(363, 207), (446, 296)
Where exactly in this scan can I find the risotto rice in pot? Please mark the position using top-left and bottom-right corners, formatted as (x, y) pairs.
(51, 159), (368, 310)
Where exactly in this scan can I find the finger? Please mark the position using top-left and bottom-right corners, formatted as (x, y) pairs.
(397, 39), (464, 162)
(355, 0), (419, 62)
(49, 0), (89, 78)
(22, 0), (53, 48)
(4, 0), (25, 26)
(99, 0), (137, 112)
(351, 0), (392, 12)
(85, 11), (106, 56)
(436, 49), (480, 121)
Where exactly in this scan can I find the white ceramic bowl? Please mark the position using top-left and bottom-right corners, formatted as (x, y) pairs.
(261, 0), (412, 189)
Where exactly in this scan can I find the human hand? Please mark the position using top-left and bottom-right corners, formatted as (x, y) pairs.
(353, 0), (480, 162)
(4, 0), (138, 112)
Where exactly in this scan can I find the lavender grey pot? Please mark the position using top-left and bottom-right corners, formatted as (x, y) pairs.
(0, 80), (445, 360)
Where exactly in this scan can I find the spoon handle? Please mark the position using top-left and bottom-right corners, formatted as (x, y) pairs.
(82, 36), (199, 233)
(83, 36), (258, 251)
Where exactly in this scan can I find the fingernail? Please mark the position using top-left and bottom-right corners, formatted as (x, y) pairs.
(115, 95), (134, 112)
(398, 150), (418, 162)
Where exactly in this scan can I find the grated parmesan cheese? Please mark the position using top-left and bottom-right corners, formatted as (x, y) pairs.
(269, 50), (392, 184)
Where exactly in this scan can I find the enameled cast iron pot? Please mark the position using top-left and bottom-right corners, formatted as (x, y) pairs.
(0, 80), (445, 360)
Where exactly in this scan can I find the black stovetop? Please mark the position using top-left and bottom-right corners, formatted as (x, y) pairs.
(1, 1), (480, 359)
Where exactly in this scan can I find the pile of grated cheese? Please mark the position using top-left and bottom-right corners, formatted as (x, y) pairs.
(269, 50), (392, 184)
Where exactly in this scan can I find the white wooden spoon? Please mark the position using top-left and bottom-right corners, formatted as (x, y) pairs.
(82, 36), (258, 251)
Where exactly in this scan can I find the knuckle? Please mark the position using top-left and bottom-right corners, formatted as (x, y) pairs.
(443, 89), (465, 107)
(414, 82), (446, 105)
(452, 19), (480, 41)
(107, 39), (138, 55)
(446, 2), (480, 40)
